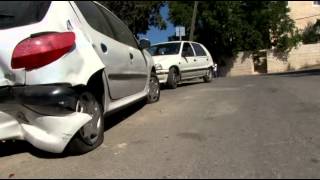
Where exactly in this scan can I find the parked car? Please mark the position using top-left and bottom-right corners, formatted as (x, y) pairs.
(148, 41), (214, 89)
(0, 1), (160, 154)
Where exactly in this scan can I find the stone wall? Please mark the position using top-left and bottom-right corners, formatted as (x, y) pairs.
(267, 43), (320, 73)
(219, 52), (254, 77)
(219, 43), (320, 76)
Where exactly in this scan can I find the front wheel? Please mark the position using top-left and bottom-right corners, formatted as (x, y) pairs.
(167, 68), (178, 89)
(147, 72), (160, 103)
(66, 92), (104, 155)
(203, 68), (213, 83)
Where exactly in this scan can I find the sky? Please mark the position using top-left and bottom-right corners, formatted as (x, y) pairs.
(138, 4), (176, 45)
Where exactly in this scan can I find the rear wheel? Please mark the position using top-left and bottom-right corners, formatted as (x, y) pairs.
(167, 68), (178, 89)
(147, 72), (160, 103)
(203, 68), (213, 83)
(66, 92), (104, 155)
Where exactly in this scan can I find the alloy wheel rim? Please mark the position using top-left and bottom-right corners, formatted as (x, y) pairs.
(77, 93), (102, 145)
(173, 70), (178, 85)
(149, 76), (160, 101)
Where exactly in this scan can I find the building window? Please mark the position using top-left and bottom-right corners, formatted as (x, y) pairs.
(314, 1), (320, 5)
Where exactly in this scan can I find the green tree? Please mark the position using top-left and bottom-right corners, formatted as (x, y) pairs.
(98, 1), (166, 37)
(301, 19), (320, 44)
(168, 1), (301, 62)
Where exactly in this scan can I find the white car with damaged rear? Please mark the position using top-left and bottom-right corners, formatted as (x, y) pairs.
(148, 41), (214, 89)
(0, 1), (160, 155)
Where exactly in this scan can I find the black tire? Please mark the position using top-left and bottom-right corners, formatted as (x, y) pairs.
(203, 68), (213, 83)
(147, 72), (160, 103)
(66, 92), (104, 155)
(167, 68), (178, 89)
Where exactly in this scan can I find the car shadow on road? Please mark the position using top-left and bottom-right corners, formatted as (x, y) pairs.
(103, 100), (146, 132)
(160, 80), (204, 90)
(178, 81), (203, 88)
(0, 100), (146, 159)
(282, 71), (320, 77)
(265, 69), (320, 77)
(0, 140), (61, 159)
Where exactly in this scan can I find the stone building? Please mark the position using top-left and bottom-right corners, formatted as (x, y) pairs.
(288, 1), (320, 30)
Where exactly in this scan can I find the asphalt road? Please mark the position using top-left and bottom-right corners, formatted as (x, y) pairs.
(1, 73), (320, 178)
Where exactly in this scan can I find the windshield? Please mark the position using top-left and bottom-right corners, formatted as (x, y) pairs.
(0, 1), (51, 29)
(148, 43), (181, 56)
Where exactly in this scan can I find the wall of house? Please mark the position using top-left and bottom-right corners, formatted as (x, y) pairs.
(288, 1), (320, 30)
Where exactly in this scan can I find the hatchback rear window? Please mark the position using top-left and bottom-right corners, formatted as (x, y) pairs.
(0, 1), (51, 30)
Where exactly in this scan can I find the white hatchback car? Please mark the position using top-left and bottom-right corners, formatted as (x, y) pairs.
(148, 41), (214, 89)
(0, 1), (160, 154)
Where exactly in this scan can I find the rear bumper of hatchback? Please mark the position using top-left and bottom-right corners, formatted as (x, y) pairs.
(0, 84), (92, 153)
(0, 84), (78, 110)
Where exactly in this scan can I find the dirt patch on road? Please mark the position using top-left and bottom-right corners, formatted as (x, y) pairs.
(177, 132), (206, 142)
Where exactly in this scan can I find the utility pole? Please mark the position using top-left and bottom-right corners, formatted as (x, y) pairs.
(189, 1), (198, 41)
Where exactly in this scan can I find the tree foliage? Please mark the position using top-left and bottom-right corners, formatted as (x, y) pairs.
(301, 19), (320, 44)
(98, 1), (166, 37)
(168, 1), (301, 62)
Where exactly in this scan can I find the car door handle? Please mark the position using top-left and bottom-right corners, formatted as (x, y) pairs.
(129, 53), (134, 59)
(194, 59), (197, 62)
(101, 43), (107, 53)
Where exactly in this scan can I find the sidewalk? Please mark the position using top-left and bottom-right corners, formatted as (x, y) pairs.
(264, 65), (320, 76)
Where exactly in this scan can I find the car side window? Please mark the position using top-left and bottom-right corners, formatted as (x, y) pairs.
(192, 43), (207, 56)
(182, 42), (195, 57)
(75, 1), (115, 39)
(97, 4), (138, 49)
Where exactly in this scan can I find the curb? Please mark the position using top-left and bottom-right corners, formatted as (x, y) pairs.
(263, 68), (320, 76)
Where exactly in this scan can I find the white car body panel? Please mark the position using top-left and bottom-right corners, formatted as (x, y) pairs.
(152, 55), (177, 83)
(71, 1), (150, 99)
(0, 1), (155, 153)
(25, 1), (105, 86)
(103, 50), (154, 113)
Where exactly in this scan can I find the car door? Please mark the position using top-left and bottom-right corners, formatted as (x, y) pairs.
(191, 43), (210, 76)
(180, 42), (198, 79)
(97, 4), (148, 97)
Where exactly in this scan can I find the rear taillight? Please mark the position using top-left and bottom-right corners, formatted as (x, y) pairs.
(11, 32), (75, 70)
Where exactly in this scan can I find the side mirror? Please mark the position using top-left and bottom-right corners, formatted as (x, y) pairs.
(139, 39), (151, 49)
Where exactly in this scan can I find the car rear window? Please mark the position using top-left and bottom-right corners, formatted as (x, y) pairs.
(0, 1), (51, 30)
(192, 43), (207, 56)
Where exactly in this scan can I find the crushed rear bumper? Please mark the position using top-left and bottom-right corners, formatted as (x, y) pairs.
(0, 84), (92, 153)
